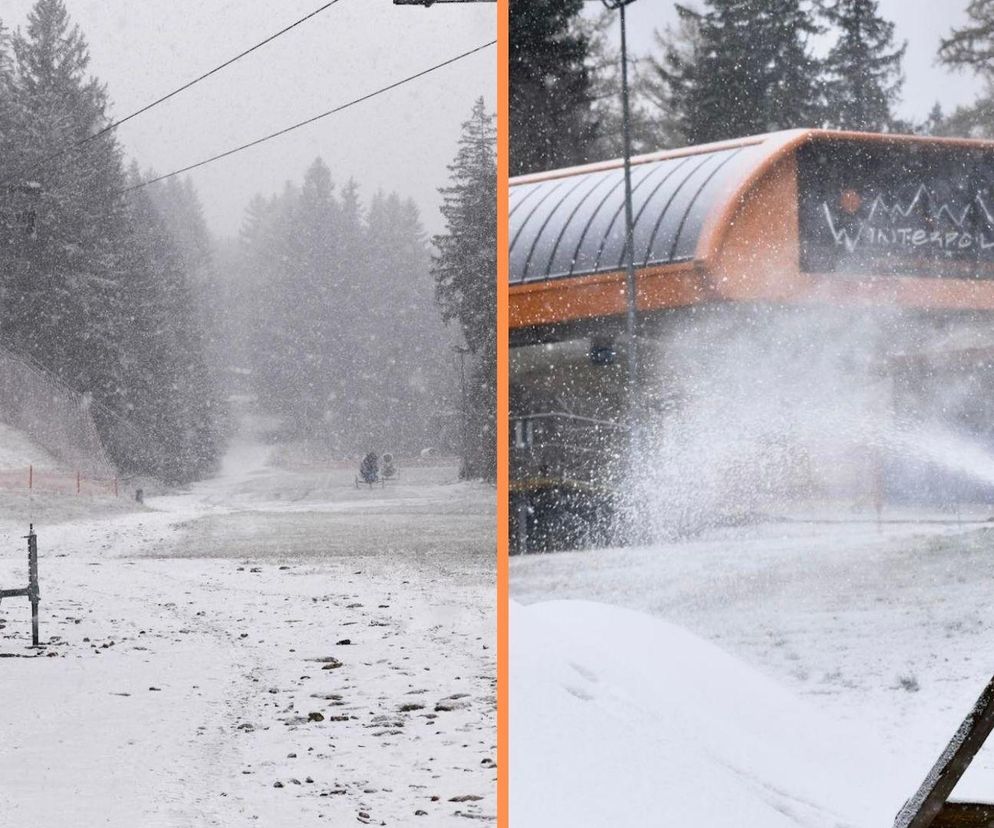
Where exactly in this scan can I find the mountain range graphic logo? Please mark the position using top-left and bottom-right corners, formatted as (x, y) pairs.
(820, 184), (994, 255)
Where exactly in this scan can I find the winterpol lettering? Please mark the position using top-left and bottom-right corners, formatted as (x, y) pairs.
(822, 202), (994, 255)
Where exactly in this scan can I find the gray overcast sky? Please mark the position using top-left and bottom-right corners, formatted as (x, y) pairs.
(3, 0), (496, 238)
(601, 0), (985, 126)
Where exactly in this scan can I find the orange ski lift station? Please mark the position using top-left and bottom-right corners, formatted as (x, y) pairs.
(511, 129), (994, 333)
(509, 129), (994, 550)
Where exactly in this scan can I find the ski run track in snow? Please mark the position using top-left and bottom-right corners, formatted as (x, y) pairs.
(0, 422), (496, 826)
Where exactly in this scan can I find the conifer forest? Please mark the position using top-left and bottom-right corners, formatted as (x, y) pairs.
(0, 0), (497, 484)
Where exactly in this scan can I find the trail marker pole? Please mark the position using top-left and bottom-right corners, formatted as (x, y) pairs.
(27, 526), (38, 646)
(0, 524), (40, 647)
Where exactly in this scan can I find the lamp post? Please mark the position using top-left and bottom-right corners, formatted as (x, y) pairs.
(591, 0), (640, 544)
(453, 344), (471, 476)
(594, 0), (638, 398)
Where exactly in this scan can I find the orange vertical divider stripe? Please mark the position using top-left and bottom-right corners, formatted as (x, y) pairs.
(495, 0), (509, 825)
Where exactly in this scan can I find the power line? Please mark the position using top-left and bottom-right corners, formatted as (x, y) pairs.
(1, 0), (345, 189)
(123, 40), (496, 193)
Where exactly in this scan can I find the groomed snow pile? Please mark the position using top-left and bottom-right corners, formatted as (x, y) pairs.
(511, 599), (907, 827)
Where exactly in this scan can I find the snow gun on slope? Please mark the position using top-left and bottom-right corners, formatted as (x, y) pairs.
(0, 525), (40, 647)
(894, 674), (994, 827)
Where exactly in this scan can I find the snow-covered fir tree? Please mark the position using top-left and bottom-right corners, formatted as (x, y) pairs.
(0, 0), (224, 483)
(431, 97), (496, 479)
(238, 160), (454, 457)
(510, 0), (597, 175)
(821, 0), (906, 132)
(650, 0), (823, 144)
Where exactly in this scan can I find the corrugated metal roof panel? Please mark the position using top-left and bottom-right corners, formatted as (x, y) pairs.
(509, 144), (757, 284)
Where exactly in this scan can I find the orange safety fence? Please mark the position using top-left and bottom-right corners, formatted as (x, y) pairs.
(0, 466), (118, 497)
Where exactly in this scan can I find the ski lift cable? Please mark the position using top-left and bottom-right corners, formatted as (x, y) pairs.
(122, 39), (496, 193)
(0, 0), (347, 189)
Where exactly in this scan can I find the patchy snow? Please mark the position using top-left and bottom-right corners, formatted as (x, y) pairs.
(0, 419), (495, 826)
(511, 516), (994, 825)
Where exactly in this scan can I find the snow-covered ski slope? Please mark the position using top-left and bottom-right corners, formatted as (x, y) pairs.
(511, 518), (994, 826)
(0, 416), (495, 826)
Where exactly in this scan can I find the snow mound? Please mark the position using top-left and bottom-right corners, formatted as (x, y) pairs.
(511, 600), (905, 827)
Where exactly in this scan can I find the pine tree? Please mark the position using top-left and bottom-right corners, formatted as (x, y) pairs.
(237, 161), (454, 458)
(821, 0), (906, 132)
(510, 0), (598, 175)
(363, 191), (449, 452)
(649, 0), (823, 145)
(939, 0), (994, 72)
(432, 98), (496, 479)
(0, 2), (224, 483)
(119, 173), (222, 482)
(8, 0), (128, 396)
(937, 1), (994, 137)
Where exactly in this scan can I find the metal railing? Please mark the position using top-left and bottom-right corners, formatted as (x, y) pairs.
(510, 411), (629, 491)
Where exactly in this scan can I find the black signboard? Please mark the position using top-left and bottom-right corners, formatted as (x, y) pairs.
(797, 139), (994, 279)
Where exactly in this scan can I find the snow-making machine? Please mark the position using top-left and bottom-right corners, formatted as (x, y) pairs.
(510, 129), (994, 553)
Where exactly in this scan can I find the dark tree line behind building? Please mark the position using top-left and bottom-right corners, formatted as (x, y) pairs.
(510, 0), (918, 174)
(0, 0), (494, 483)
(0, 0), (224, 483)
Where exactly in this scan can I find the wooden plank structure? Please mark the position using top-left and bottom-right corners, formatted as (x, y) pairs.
(0, 525), (40, 646)
(895, 673), (994, 827)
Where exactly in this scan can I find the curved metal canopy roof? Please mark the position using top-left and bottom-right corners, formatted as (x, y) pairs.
(510, 130), (994, 332)
(509, 141), (763, 284)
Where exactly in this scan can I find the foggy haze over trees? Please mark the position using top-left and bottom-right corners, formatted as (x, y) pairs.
(0, 0), (492, 483)
(235, 157), (459, 458)
(0, 0), (223, 483)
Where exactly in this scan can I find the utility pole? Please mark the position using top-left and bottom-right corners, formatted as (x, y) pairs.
(454, 344), (471, 477)
(594, 0), (639, 396)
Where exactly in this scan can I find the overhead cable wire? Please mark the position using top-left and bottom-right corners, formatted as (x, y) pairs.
(123, 39), (497, 193)
(1, 0), (345, 188)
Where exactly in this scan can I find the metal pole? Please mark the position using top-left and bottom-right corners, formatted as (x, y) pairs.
(454, 345), (470, 477)
(618, 1), (638, 397)
(27, 524), (38, 647)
